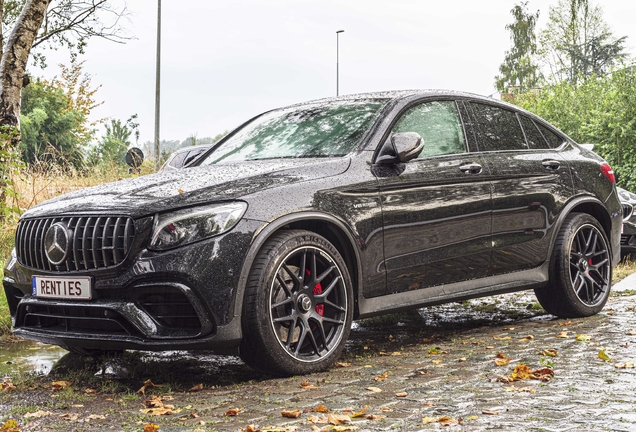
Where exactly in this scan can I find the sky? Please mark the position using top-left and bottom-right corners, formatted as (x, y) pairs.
(34, 0), (636, 150)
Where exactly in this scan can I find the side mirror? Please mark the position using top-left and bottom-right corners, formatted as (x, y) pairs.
(125, 147), (144, 174)
(376, 132), (424, 164)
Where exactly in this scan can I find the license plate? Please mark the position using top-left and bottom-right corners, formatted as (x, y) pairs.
(32, 275), (92, 300)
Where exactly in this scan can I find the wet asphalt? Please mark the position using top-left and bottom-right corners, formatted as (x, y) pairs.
(2, 274), (636, 431)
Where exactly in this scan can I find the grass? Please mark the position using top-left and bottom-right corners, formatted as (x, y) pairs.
(613, 256), (636, 284)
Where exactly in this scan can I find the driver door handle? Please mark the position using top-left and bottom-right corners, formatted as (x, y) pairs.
(459, 162), (483, 175)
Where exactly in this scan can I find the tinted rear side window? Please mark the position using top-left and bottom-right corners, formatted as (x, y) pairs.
(470, 103), (527, 152)
(519, 115), (550, 150)
(535, 122), (564, 148)
(168, 151), (188, 168)
(391, 100), (466, 158)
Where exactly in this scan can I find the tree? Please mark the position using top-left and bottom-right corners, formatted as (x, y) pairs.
(514, 64), (636, 190)
(0, 0), (128, 214)
(89, 117), (131, 164)
(495, 2), (541, 93)
(20, 76), (88, 166)
(539, 0), (628, 84)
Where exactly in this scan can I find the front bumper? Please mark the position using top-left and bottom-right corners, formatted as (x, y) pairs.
(621, 220), (636, 254)
(2, 218), (262, 354)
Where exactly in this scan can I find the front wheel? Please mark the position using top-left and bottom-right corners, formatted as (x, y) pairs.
(535, 213), (612, 317)
(240, 230), (353, 376)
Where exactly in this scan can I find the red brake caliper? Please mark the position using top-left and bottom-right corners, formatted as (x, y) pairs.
(306, 269), (324, 316)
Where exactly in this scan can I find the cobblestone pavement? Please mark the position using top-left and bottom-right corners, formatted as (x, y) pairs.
(3, 275), (636, 431)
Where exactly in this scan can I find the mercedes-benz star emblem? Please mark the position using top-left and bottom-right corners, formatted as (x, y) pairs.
(44, 222), (71, 265)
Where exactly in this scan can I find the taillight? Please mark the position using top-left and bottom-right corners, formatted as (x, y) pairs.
(600, 163), (615, 183)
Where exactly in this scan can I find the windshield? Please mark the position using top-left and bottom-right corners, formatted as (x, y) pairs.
(200, 99), (388, 164)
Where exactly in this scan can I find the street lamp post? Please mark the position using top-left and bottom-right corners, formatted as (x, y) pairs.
(154, 0), (162, 171)
(336, 30), (344, 96)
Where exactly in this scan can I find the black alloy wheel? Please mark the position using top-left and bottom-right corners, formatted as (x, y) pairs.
(240, 230), (353, 376)
(535, 213), (612, 317)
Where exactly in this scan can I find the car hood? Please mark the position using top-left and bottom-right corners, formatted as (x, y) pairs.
(22, 158), (351, 219)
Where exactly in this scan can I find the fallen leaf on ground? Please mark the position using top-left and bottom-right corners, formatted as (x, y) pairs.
(141, 408), (180, 416)
(395, 392), (408, 397)
(521, 335), (534, 340)
(328, 414), (351, 425)
(366, 414), (387, 420)
(560, 321), (572, 326)
(432, 359), (443, 364)
(52, 381), (71, 390)
(1, 378), (16, 391)
(422, 416), (459, 426)
(422, 334), (440, 343)
(556, 331), (569, 338)
(428, 347), (447, 354)
(458, 357), (467, 362)
(59, 413), (79, 421)
(615, 360), (635, 369)
(542, 349), (558, 357)
(241, 426), (257, 432)
(308, 414), (329, 424)
(137, 379), (157, 395)
(510, 364), (533, 380)
(188, 383), (203, 392)
(314, 404), (330, 413)
(381, 407), (394, 412)
(24, 411), (53, 419)
(506, 364), (554, 382)
(493, 336), (511, 341)
(85, 414), (107, 421)
(626, 330), (636, 336)
(145, 396), (165, 408)
(366, 386), (382, 393)
(503, 386), (536, 393)
(422, 401), (435, 406)
(281, 409), (302, 418)
(576, 334), (591, 341)
(486, 346), (495, 349)
(144, 424), (160, 432)
(1, 420), (19, 432)
(335, 362), (352, 367)
(300, 381), (319, 389)
(482, 410), (499, 415)
(598, 349), (612, 362)
(374, 371), (390, 382)
(350, 406), (368, 418)
(531, 368), (555, 381)
(224, 408), (243, 416)
(494, 352), (511, 366)
(503, 327), (515, 331)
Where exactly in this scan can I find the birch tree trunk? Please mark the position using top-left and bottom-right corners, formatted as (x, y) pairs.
(0, 0), (50, 129)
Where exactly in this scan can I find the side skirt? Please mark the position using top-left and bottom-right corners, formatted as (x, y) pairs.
(356, 262), (550, 319)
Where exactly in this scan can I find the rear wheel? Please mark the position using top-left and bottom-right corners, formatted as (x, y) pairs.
(240, 230), (353, 376)
(535, 213), (612, 317)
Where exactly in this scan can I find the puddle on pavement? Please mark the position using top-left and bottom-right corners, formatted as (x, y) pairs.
(0, 340), (67, 376)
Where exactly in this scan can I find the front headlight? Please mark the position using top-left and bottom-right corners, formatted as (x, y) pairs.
(149, 202), (247, 251)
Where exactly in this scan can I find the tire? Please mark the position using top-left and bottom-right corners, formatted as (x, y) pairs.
(535, 213), (612, 318)
(240, 230), (353, 376)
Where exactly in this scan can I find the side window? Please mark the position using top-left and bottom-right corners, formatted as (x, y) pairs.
(535, 122), (564, 148)
(169, 151), (188, 168)
(391, 100), (466, 158)
(470, 103), (528, 151)
(519, 115), (550, 150)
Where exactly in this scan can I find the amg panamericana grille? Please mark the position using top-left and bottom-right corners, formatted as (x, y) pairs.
(16, 216), (134, 272)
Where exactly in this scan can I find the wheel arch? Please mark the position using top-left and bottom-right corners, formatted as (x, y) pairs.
(232, 212), (363, 326)
(548, 196), (614, 261)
